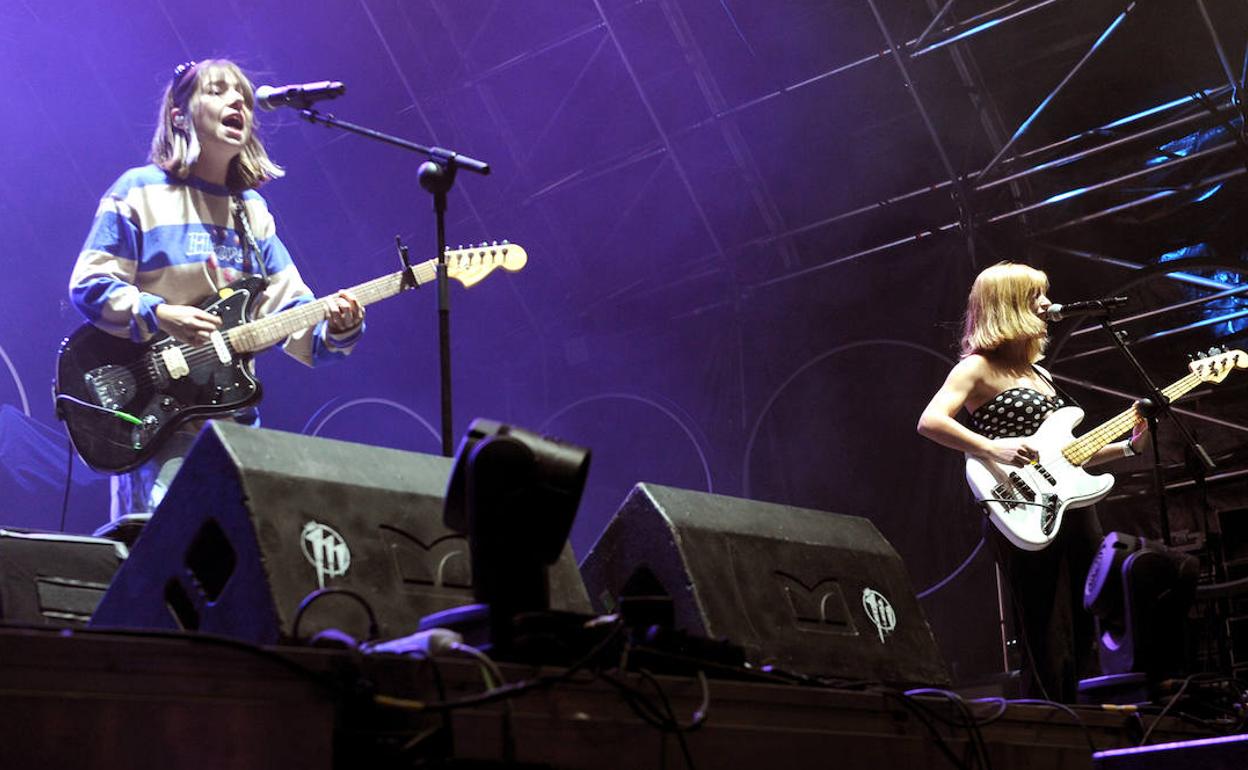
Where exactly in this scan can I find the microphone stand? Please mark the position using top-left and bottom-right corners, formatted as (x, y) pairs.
(293, 108), (490, 457)
(1095, 313), (1215, 546)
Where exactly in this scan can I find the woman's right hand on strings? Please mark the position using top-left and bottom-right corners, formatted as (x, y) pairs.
(155, 303), (223, 346)
(982, 437), (1038, 467)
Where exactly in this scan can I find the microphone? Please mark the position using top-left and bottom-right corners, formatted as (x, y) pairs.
(1042, 296), (1129, 322)
(255, 81), (346, 111)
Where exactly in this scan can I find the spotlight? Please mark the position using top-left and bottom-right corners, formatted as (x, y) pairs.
(419, 418), (591, 655)
(1082, 532), (1198, 693)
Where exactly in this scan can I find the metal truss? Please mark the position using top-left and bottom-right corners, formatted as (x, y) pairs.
(746, 0), (1248, 294)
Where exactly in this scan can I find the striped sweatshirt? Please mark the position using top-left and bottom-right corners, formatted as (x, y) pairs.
(69, 164), (360, 366)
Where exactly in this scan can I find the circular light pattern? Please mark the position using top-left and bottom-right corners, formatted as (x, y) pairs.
(539, 391), (714, 493)
(302, 397), (441, 448)
(742, 338), (954, 498)
(742, 338), (984, 599)
(0, 343), (30, 416)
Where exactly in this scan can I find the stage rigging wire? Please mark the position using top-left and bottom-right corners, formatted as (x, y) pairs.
(50, 616), (1248, 763)
(368, 620), (711, 768)
(878, 688), (982, 770)
(291, 586), (380, 643)
(55, 593), (1248, 762)
(906, 689), (994, 770)
(598, 668), (708, 770)
(1138, 672), (1236, 746)
(1009, 699), (1099, 753)
(397, 652), (453, 759)
(371, 617), (629, 713)
(917, 534), (987, 600)
(41, 624), (346, 695)
(449, 641), (515, 763)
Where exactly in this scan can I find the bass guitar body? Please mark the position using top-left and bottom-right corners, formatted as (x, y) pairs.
(964, 406), (1115, 551)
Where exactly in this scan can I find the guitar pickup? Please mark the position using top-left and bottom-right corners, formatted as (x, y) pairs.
(1006, 472), (1036, 501)
(160, 346), (190, 380)
(1040, 494), (1058, 535)
(209, 330), (232, 364)
(1032, 463), (1057, 486)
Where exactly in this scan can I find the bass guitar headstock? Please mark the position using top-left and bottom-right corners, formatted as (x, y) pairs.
(1189, 346), (1248, 384)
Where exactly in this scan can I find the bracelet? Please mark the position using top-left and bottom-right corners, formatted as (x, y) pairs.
(1122, 440), (1139, 458)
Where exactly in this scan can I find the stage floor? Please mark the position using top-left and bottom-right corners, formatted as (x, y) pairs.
(0, 624), (1222, 769)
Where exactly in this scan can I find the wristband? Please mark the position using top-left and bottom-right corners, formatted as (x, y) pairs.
(1122, 440), (1139, 458)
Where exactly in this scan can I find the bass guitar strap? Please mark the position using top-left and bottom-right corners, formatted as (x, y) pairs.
(1032, 364), (1079, 409)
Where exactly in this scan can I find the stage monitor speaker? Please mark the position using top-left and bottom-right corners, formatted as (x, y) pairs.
(580, 483), (950, 685)
(90, 422), (590, 645)
(0, 529), (127, 625)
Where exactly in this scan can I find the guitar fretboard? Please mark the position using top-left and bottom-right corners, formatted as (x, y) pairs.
(225, 263), (435, 354)
(1060, 372), (1200, 465)
(220, 242), (526, 354)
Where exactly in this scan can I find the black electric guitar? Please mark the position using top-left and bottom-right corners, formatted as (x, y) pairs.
(55, 242), (527, 473)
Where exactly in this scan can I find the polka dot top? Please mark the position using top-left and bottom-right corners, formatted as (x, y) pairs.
(969, 387), (1067, 440)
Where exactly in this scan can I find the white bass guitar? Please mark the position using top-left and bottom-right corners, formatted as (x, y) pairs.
(966, 348), (1246, 551)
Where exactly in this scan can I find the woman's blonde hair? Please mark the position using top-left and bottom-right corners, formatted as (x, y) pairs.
(150, 59), (284, 191)
(960, 261), (1049, 367)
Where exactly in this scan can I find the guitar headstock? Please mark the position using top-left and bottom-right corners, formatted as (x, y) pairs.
(445, 241), (527, 288)
(1189, 346), (1248, 384)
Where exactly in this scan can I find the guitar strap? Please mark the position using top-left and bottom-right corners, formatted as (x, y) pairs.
(230, 195), (267, 390)
(231, 195), (268, 281)
(1032, 364), (1079, 408)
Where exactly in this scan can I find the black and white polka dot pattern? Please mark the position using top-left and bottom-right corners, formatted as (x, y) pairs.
(970, 388), (1066, 440)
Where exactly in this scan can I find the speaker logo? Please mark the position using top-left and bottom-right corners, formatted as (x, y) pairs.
(301, 522), (351, 588)
(861, 588), (896, 643)
(776, 573), (855, 634)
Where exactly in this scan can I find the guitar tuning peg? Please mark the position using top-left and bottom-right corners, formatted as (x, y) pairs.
(501, 239), (509, 245)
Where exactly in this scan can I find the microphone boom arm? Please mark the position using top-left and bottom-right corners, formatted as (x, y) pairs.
(293, 109), (490, 175)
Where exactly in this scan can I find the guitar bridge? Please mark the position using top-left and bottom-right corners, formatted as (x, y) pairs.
(1040, 494), (1059, 536)
(1006, 472), (1037, 503)
(991, 482), (1020, 511)
(987, 472), (1039, 514)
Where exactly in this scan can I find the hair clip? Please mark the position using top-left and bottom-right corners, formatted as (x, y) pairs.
(172, 61), (197, 82)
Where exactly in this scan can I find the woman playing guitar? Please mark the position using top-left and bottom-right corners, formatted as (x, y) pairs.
(917, 262), (1149, 702)
(67, 60), (364, 523)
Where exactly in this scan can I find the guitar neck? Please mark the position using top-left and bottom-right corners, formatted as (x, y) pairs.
(1061, 371), (1201, 465)
(227, 260), (437, 354)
